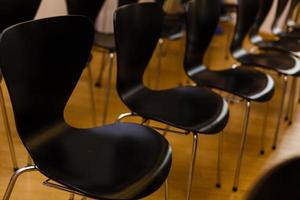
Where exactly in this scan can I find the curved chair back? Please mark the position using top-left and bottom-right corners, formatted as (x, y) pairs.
(0, 0), (41, 32)
(66, 0), (105, 22)
(184, 0), (221, 72)
(0, 16), (94, 149)
(230, 0), (260, 55)
(247, 157), (300, 200)
(114, 3), (163, 101)
(249, 0), (274, 38)
(118, 0), (139, 7)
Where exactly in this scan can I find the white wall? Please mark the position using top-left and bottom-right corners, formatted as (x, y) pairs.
(35, 0), (67, 19)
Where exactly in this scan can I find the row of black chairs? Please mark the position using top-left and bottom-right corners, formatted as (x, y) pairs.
(0, 0), (300, 200)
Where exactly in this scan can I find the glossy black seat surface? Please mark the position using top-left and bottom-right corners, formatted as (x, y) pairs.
(254, 38), (300, 55)
(0, 16), (171, 199)
(184, 0), (274, 102)
(247, 157), (300, 200)
(238, 52), (300, 75)
(114, 3), (229, 134)
(123, 87), (228, 133)
(279, 28), (300, 39)
(191, 68), (274, 101)
(34, 122), (171, 199)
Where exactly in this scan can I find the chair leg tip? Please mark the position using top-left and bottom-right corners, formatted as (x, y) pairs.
(272, 145), (276, 150)
(232, 187), (238, 192)
(284, 116), (288, 121)
(288, 121), (292, 126)
(260, 150), (265, 155)
(216, 183), (221, 188)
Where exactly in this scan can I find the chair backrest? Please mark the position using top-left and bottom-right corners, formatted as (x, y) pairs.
(0, 0), (42, 32)
(65, 0), (105, 22)
(247, 157), (300, 200)
(114, 3), (163, 100)
(0, 16), (94, 147)
(184, 0), (221, 73)
(230, 0), (260, 56)
(118, 0), (139, 7)
(249, 0), (273, 39)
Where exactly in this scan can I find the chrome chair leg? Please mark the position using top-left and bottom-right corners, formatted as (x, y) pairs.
(232, 101), (251, 192)
(0, 85), (18, 170)
(3, 165), (37, 200)
(154, 38), (164, 89)
(102, 53), (114, 125)
(288, 78), (297, 126)
(186, 132), (198, 200)
(95, 52), (107, 87)
(272, 75), (288, 150)
(284, 78), (292, 122)
(69, 193), (75, 200)
(216, 131), (224, 188)
(164, 179), (169, 200)
(86, 63), (97, 126)
(260, 102), (269, 155)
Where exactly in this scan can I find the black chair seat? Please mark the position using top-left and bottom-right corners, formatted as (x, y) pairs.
(190, 67), (274, 102)
(238, 52), (300, 75)
(33, 122), (171, 200)
(94, 31), (115, 51)
(124, 87), (228, 134)
(279, 28), (300, 39)
(255, 38), (300, 56)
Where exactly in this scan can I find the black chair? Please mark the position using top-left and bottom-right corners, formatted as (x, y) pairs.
(247, 157), (300, 200)
(250, 0), (300, 58)
(0, 0), (42, 170)
(231, 0), (300, 155)
(66, 0), (138, 125)
(0, 15), (172, 200)
(114, 3), (229, 200)
(184, 0), (275, 192)
(249, 0), (300, 126)
(272, 0), (300, 39)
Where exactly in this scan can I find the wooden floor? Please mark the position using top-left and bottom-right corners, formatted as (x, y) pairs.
(0, 25), (299, 200)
